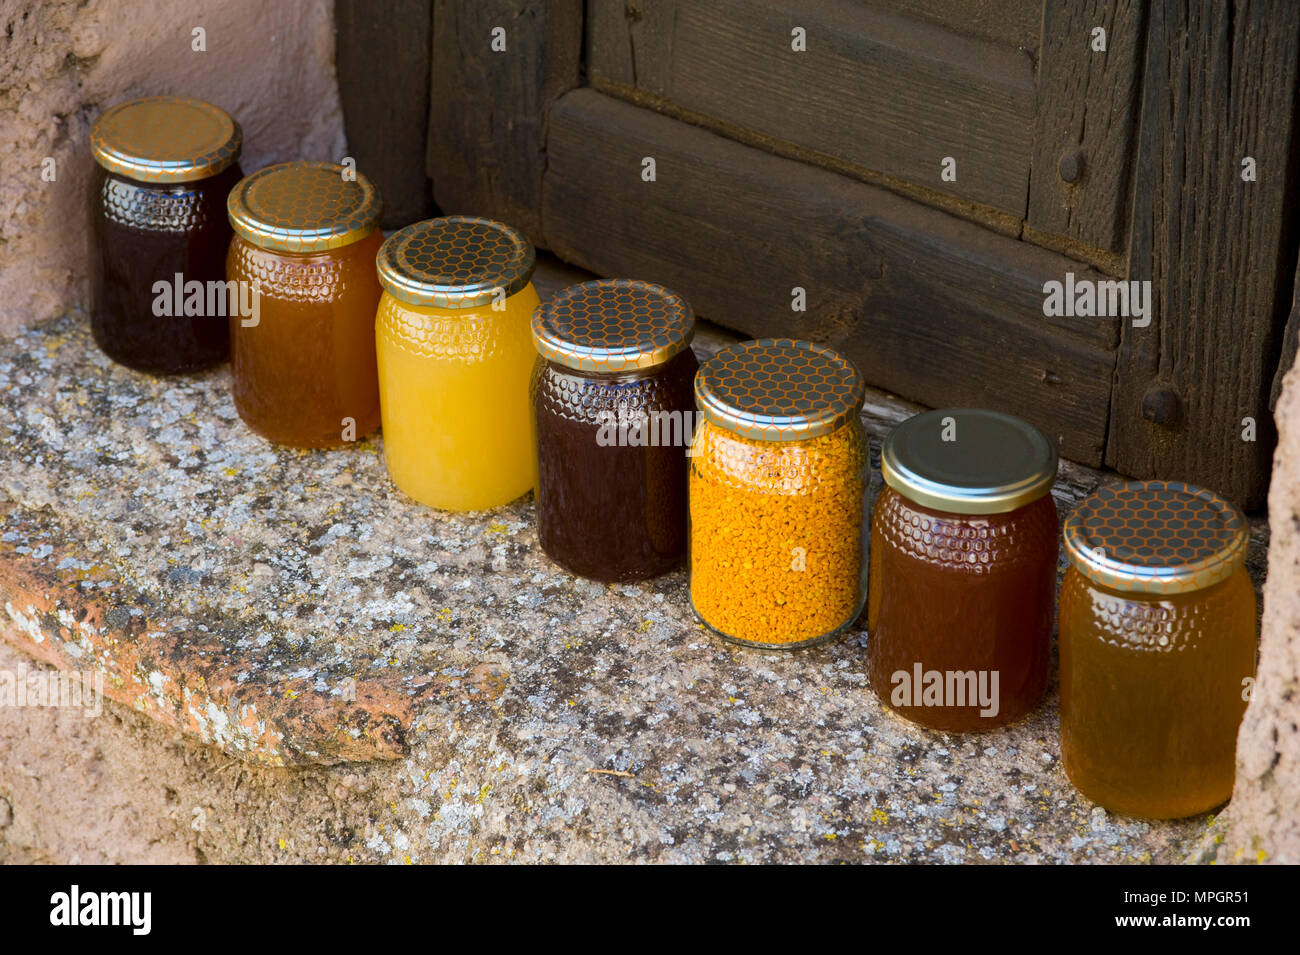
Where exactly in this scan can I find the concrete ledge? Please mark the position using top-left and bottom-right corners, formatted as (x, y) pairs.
(0, 304), (1271, 863)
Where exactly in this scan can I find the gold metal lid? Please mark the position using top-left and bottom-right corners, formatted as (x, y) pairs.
(531, 279), (694, 372)
(695, 338), (865, 442)
(90, 96), (241, 183)
(1063, 480), (1248, 595)
(376, 216), (535, 309)
(881, 408), (1057, 514)
(227, 161), (382, 253)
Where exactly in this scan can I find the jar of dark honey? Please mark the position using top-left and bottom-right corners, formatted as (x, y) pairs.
(89, 96), (243, 374)
(690, 339), (868, 649)
(868, 408), (1058, 731)
(531, 279), (698, 582)
(226, 161), (384, 448)
(375, 216), (539, 511)
(1060, 480), (1256, 819)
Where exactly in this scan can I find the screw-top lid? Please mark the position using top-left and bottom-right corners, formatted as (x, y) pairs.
(531, 279), (694, 372)
(226, 161), (382, 253)
(376, 216), (535, 309)
(90, 96), (241, 183)
(695, 338), (865, 442)
(881, 408), (1057, 515)
(1063, 480), (1248, 595)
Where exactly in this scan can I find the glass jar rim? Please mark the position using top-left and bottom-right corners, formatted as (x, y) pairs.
(1063, 480), (1248, 594)
(91, 96), (241, 183)
(532, 279), (695, 372)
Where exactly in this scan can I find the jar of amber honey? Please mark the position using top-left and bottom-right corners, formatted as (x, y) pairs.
(868, 409), (1058, 731)
(226, 161), (384, 448)
(531, 279), (698, 582)
(375, 217), (539, 511)
(1060, 480), (1256, 819)
(690, 339), (868, 649)
(90, 96), (242, 374)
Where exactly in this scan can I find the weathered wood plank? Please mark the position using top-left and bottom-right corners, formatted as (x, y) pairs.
(1026, 0), (1147, 263)
(869, 0), (1042, 52)
(586, 0), (1037, 220)
(542, 90), (1119, 466)
(1108, 0), (1300, 510)
(336, 0), (435, 228)
(426, 0), (583, 241)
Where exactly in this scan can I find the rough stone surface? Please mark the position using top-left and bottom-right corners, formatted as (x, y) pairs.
(0, 293), (1274, 862)
(0, 0), (346, 336)
(1203, 365), (1300, 864)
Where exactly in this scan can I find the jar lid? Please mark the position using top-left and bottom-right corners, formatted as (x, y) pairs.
(531, 279), (694, 372)
(227, 161), (382, 253)
(881, 408), (1057, 515)
(695, 338), (865, 442)
(1063, 480), (1248, 595)
(376, 216), (535, 309)
(90, 96), (241, 183)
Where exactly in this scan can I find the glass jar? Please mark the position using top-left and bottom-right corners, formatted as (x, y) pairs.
(375, 217), (539, 511)
(531, 279), (698, 582)
(689, 339), (868, 649)
(226, 161), (384, 448)
(1060, 480), (1256, 819)
(89, 96), (243, 374)
(868, 408), (1058, 731)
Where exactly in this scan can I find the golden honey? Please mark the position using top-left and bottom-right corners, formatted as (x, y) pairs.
(225, 161), (384, 448)
(1060, 480), (1256, 819)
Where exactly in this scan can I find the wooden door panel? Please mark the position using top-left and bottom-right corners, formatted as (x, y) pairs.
(587, 0), (1037, 221)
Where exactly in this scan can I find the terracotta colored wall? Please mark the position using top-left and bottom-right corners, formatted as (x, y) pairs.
(0, 0), (346, 335)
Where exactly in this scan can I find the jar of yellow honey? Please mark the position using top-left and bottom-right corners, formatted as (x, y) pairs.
(226, 161), (384, 448)
(89, 96), (243, 374)
(689, 339), (868, 648)
(1060, 480), (1256, 819)
(375, 217), (539, 511)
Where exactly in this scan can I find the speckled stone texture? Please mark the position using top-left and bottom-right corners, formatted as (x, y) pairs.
(0, 0), (345, 336)
(0, 305), (1277, 863)
(1201, 365), (1300, 864)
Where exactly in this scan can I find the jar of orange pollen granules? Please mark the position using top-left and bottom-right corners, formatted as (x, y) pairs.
(689, 338), (868, 648)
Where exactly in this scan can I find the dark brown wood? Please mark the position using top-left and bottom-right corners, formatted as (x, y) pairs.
(426, 0), (583, 241)
(336, 0), (435, 228)
(542, 90), (1119, 465)
(1026, 0), (1147, 261)
(870, 0), (1041, 51)
(1108, 0), (1300, 510)
(586, 0), (1037, 219)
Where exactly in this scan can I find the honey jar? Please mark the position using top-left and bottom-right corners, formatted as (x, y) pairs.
(531, 279), (698, 582)
(868, 408), (1058, 730)
(689, 339), (868, 649)
(1060, 480), (1256, 818)
(226, 161), (384, 448)
(375, 217), (539, 511)
(89, 96), (242, 373)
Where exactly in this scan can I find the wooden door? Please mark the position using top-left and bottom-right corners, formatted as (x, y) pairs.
(402, 0), (1300, 506)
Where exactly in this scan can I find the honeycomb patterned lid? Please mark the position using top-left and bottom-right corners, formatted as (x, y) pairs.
(695, 338), (864, 442)
(227, 161), (382, 253)
(882, 408), (1058, 515)
(531, 279), (695, 372)
(90, 96), (241, 184)
(1063, 480), (1249, 595)
(376, 216), (535, 309)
